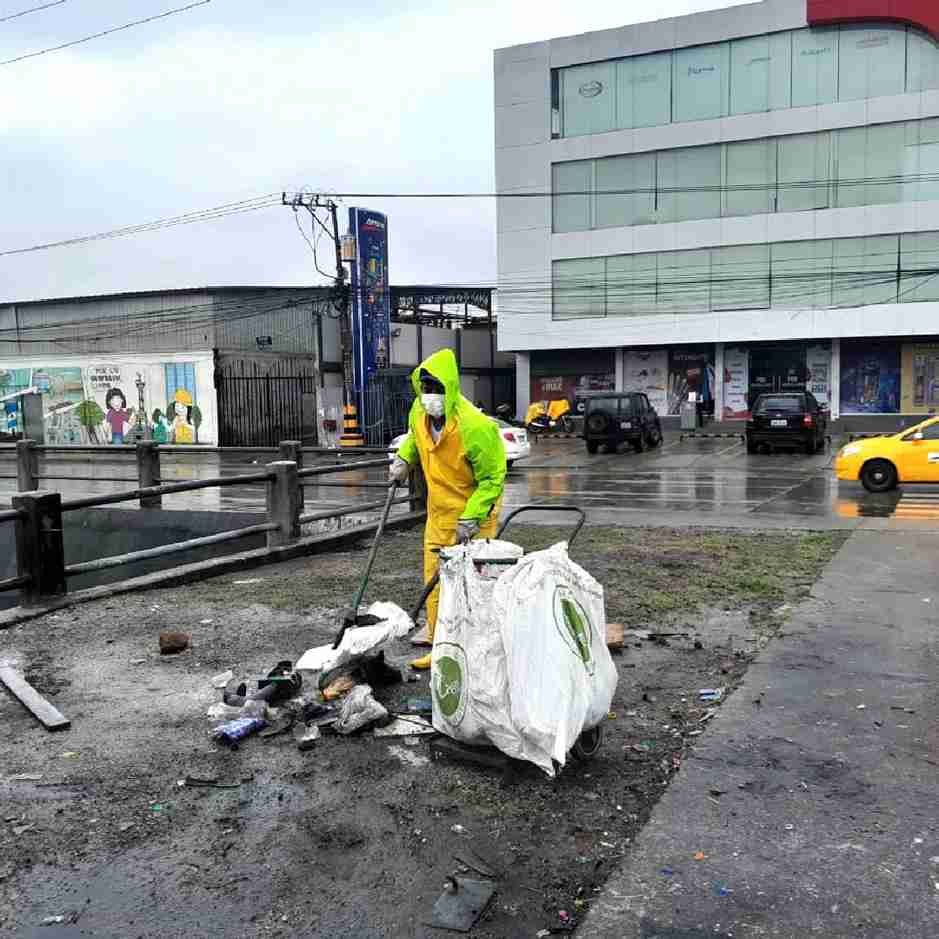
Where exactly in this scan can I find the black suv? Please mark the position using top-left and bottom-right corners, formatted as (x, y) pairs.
(746, 392), (827, 454)
(583, 392), (663, 454)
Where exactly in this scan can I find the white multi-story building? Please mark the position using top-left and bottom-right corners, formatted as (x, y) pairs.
(495, 0), (939, 427)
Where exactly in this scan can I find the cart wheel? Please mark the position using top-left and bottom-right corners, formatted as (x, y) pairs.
(571, 725), (603, 761)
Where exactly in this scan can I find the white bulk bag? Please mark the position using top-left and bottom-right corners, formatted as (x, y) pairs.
(431, 540), (617, 776)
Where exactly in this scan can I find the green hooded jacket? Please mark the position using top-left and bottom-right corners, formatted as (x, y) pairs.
(398, 348), (506, 522)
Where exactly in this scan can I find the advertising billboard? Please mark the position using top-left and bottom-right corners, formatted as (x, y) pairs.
(348, 208), (391, 399)
(840, 340), (901, 413)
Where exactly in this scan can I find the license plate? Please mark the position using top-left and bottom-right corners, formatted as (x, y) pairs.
(620, 421), (632, 429)
(771, 419), (787, 427)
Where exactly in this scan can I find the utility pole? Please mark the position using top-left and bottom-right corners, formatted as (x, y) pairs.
(283, 192), (364, 448)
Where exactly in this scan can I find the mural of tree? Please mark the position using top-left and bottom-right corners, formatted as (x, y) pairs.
(75, 399), (105, 443)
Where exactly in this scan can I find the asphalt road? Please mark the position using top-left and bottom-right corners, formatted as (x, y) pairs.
(3, 435), (938, 530)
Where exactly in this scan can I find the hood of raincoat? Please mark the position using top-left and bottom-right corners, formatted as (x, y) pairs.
(410, 348), (461, 420)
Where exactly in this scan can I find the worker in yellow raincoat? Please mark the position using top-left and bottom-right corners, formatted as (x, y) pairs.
(389, 349), (507, 669)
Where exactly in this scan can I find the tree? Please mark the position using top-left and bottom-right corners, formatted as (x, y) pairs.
(75, 399), (105, 444)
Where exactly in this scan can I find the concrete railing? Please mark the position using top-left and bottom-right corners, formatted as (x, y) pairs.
(0, 439), (424, 608)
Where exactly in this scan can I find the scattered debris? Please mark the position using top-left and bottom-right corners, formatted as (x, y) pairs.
(159, 631), (190, 655)
(693, 851), (706, 861)
(424, 876), (495, 932)
(0, 665), (71, 732)
(295, 724), (321, 751)
(9, 773), (43, 782)
(698, 688), (724, 703)
(61, 751), (79, 759)
(322, 675), (357, 700)
(211, 670), (234, 689)
(232, 579), (263, 585)
(403, 696), (433, 715)
(856, 704), (866, 710)
(450, 824), (467, 834)
(296, 601), (414, 674)
(606, 621), (625, 651)
(179, 775), (241, 789)
(714, 883), (732, 897)
(211, 717), (268, 746)
(373, 716), (435, 737)
(206, 702), (242, 722)
(335, 684), (388, 735)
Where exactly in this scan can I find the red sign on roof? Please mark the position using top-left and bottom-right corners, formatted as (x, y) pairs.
(807, 0), (939, 42)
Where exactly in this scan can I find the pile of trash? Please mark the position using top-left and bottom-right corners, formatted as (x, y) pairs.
(205, 601), (432, 751)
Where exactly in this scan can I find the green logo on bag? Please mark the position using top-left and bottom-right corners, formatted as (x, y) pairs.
(433, 642), (468, 726)
(553, 586), (595, 674)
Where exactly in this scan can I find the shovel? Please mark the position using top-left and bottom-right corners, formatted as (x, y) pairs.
(331, 481), (399, 649)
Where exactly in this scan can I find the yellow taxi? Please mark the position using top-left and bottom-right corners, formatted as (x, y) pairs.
(836, 416), (939, 492)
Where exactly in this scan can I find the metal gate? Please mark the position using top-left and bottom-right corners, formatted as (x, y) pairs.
(216, 357), (317, 447)
(361, 371), (414, 446)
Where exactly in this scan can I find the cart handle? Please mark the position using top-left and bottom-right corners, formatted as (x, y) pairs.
(408, 504), (586, 624)
(496, 504), (586, 547)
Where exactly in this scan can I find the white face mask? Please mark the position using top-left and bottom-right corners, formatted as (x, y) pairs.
(421, 393), (445, 418)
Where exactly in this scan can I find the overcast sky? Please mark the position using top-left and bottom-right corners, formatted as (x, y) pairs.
(1, 0), (744, 302)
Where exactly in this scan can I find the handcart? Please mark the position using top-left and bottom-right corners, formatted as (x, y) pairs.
(411, 504), (605, 766)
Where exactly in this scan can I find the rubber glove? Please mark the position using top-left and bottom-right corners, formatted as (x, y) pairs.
(389, 456), (410, 484)
(455, 518), (480, 543)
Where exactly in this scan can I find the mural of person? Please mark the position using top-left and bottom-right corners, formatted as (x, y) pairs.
(151, 409), (170, 444)
(170, 389), (195, 444)
(105, 387), (135, 444)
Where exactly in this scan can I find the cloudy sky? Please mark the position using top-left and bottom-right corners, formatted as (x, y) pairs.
(2, 0), (743, 302)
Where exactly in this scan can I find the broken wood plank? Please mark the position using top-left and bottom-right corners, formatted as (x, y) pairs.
(0, 665), (70, 731)
(606, 621), (625, 651)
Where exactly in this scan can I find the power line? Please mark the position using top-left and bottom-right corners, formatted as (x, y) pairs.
(0, 0), (66, 24)
(0, 0), (212, 67)
(0, 194), (281, 258)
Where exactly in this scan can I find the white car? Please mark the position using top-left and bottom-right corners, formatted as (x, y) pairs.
(389, 418), (530, 468)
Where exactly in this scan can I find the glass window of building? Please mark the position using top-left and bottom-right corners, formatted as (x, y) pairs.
(552, 258), (606, 318)
(657, 145), (722, 222)
(711, 244), (771, 309)
(837, 25), (906, 102)
(561, 62), (615, 137)
(729, 32), (792, 115)
(902, 118), (939, 203)
(595, 153), (656, 229)
(552, 161), (592, 233)
(900, 232), (939, 302)
(832, 235), (899, 307)
(777, 132), (831, 212)
(672, 42), (730, 122)
(607, 252), (657, 315)
(791, 28), (838, 107)
(615, 51), (671, 130)
(907, 28), (939, 93)
(724, 139), (777, 217)
(656, 249), (711, 314)
(771, 239), (834, 309)
(836, 123), (905, 208)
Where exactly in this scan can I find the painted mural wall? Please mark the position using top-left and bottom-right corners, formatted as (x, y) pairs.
(0, 353), (217, 445)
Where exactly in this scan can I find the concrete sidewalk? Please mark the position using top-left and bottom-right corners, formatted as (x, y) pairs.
(583, 529), (939, 938)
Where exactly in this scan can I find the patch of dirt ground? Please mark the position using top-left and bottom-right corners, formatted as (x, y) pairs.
(0, 525), (846, 938)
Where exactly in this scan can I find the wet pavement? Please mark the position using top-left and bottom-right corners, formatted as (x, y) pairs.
(3, 435), (939, 530)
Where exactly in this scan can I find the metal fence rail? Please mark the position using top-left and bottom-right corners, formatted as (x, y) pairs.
(0, 438), (425, 608)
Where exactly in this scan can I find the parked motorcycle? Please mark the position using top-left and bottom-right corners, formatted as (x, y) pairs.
(495, 403), (526, 428)
(524, 399), (575, 436)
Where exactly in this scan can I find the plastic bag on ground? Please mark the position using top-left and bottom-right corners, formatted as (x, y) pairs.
(295, 601), (413, 675)
(335, 684), (388, 735)
(431, 540), (617, 776)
